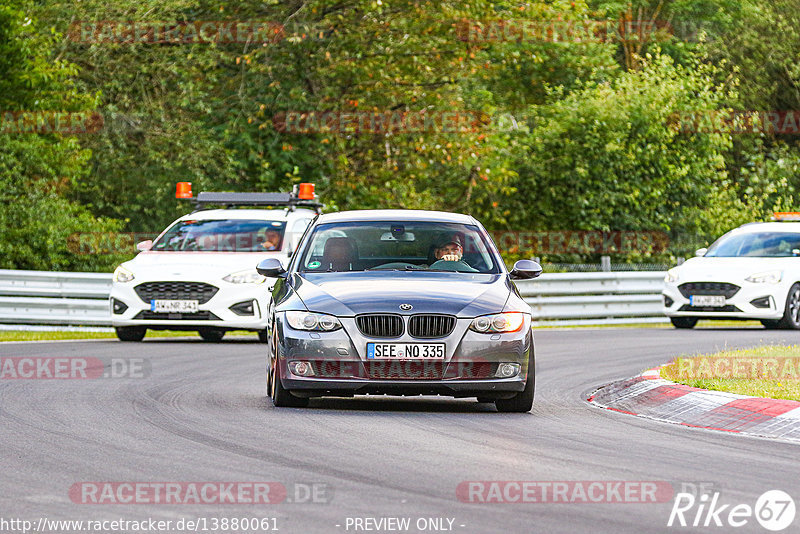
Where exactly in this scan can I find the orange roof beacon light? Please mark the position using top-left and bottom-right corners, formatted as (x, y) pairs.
(772, 212), (800, 221)
(297, 182), (315, 200)
(176, 182), (193, 199)
(182, 184), (323, 213)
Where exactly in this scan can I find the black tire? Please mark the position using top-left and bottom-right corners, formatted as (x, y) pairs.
(777, 283), (800, 329)
(761, 319), (782, 329)
(268, 330), (308, 408)
(495, 334), (535, 413)
(258, 329), (268, 343)
(198, 328), (225, 342)
(670, 317), (698, 329)
(115, 326), (146, 342)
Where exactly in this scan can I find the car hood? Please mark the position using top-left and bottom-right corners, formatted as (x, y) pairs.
(293, 272), (512, 317)
(674, 256), (799, 281)
(122, 251), (287, 280)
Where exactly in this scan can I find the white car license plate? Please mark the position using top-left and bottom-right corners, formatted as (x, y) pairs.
(367, 343), (445, 360)
(690, 295), (726, 307)
(151, 300), (199, 313)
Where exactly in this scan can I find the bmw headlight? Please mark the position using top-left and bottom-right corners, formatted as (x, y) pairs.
(285, 311), (342, 331)
(664, 269), (679, 283)
(745, 270), (783, 284)
(113, 265), (135, 283)
(470, 312), (525, 333)
(223, 270), (266, 284)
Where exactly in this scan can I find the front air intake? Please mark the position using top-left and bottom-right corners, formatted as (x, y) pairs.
(408, 314), (456, 338)
(355, 314), (404, 338)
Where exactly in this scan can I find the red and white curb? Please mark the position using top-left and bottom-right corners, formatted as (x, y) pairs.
(587, 367), (800, 442)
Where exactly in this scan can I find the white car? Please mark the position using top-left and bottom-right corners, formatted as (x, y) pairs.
(663, 218), (800, 329)
(110, 184), (320, 342)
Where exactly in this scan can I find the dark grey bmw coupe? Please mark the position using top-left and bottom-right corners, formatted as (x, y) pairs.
(256, 210), (542, 412)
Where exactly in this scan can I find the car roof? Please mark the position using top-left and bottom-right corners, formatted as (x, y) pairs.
(177, 208), (317, 221)
(316, 209), (476, 224)
(732, 222), (800, 234)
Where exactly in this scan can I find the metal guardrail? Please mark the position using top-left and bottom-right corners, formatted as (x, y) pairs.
(0, 269), (667, 327)
(516, 272), (666, 321)
(0, 269), (112, 325)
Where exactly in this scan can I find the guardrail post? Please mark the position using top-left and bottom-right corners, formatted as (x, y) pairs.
(600, 256), (611, 272)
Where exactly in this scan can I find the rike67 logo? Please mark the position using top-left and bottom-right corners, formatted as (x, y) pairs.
(668, 490), (795, 531)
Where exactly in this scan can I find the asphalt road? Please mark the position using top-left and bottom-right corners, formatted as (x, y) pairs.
(1, 328), (798, 534)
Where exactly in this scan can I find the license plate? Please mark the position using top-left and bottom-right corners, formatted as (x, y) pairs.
(151, 300), (199, 313)
(367, 343), (445, 360)
(690, 295), (726, 307)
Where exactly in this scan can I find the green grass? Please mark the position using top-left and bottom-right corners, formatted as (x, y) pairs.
(660, 344), (800, 401)
(0, 330), (259, 342)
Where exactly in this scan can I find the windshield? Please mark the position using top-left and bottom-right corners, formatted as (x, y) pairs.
(152, 219), (286, 252)
(297, 221), (500, 273)
(705, 231), (800, 257)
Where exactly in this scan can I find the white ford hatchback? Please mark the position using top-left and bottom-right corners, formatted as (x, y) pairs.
(109, 183), (320, 341)
(663, 216), (800, 329)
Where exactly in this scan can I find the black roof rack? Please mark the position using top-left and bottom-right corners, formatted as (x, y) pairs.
(190, 186), (323, 213)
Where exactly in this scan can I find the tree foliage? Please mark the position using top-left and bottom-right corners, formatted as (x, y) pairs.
(4, 0), (800, 269)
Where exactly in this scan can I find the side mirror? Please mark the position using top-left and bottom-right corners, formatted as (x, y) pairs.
(510, 259), (543, 280)
(136, 240), (152, 252)
(695, 248), (708, 257)
(256, 258), (287, 278)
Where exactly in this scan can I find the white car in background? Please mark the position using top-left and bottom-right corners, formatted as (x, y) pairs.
(109, 184), (320, 342)
(663, 216), (800, 329)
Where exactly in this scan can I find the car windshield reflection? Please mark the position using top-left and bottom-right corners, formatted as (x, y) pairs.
(705, 232), (800, 257)
(297, 221), (500, 274)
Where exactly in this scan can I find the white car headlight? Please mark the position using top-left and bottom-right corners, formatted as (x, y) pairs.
(470, 312), (525, 333)
(664, 269), (679, 283)
(223, 270), (266, 284)
(745, 270), (783, 284)
(113, 266), (135, 283)
(285, 311), (342, 331)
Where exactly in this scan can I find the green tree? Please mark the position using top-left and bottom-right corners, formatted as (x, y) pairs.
(0, 0), (125, 271)
(505, 53), (734, 262)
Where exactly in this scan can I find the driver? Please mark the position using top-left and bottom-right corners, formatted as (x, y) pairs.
(430, 235), (478, 272)
(260, 229), (282, 251)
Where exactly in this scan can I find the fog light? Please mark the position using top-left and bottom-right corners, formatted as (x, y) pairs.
(750, 296), (772, 309)
(663, 295), (674, 308)
(111, 298), (128, 315)
(289, 361), (315, 377)
(229, 300), (256, 316)
(496, 363), (521, 378)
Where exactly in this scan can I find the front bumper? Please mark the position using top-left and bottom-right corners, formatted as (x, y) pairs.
(275, 315), (532, 397)
(110, 279), (273, 330)
(663, 279), (787, 320)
